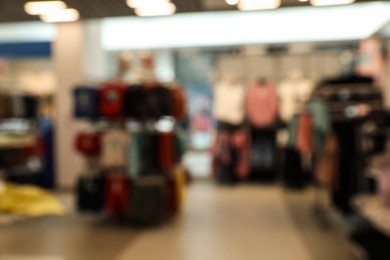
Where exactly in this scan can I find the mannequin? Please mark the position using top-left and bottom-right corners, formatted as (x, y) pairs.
(213, 72), (245, 126)
(120, 51), (157, 85)
(278, 69), (314, 122)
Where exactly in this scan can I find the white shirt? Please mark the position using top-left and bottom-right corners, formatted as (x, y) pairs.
(278, 79), (314, 122)
(213, 81), (245, 125)
(101, 129), (130, 167)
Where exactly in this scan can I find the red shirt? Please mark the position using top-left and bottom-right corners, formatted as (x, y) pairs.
(99, 83), (126, 117)
(170, 87), (186, 120)
(296, 112), (313, 153)
(75, 132), (101, 156)
(105, 174), (130, 216)
(158, 133), (175, 172)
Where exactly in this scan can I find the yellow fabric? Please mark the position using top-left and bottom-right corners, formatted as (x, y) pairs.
(174, 166), (186, 211)
(0, 183), (65, 217)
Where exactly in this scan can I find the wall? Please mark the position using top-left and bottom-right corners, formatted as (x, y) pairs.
(215, 52), (342, 85)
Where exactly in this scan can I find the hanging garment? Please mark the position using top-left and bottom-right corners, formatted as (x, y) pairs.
(245, 82), (279, 127)
(138, 132), (154, 172)
(213, 82), (245, 125)
(212, 131), (231, 177)
(283, 147), (304, 188)
(170, 86), (187, 120)
(99, 82), (126, 118)
(296, 112), (314, 153)
(39, 118), (55, 189)
(105, 173), (130, 217)
(0, 93), (13, 119)
(77, 174), (104, 212)
(151, 133), (161, 171)
(212, 130), (236, 183)
(212, 130), (250, 182)
(158, 133), (175, 172)
(174, 133), (186, 163)
(166, 167), (187, 216)
(307, 100), (331, 152)
(12, 95), (39, 119)
(100, 129), (129, 167)
(130, 176), (168, 225)
(332, 122), (360, 214)
(315, 133), (340, 190)
(73, 87), (100, 119)
(250, 139), (275, 172)
(127, 132), (141, 179)
(249, 127), (277, 182)
(278, 78), (314, 122)
(144, 86), (173, 119)
(231, 131), (250, 179)
(23, 134), (44, 160)
(124, 85), (147, 119)
(0, 148), (26, 168)
(287, 115), (299, 148)
(174, 166), (186, 211)
(75, 132), (101, 156)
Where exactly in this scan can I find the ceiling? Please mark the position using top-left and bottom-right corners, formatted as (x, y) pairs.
(0, 0), (379, 23)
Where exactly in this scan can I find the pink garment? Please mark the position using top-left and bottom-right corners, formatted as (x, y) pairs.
(212, 130), (250, 180)
(245, 83), (279, 127)
(211, 131), (230, 177)
(231, 131), (250, 179)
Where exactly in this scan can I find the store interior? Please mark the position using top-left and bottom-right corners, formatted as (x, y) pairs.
(1, 0), (390, 259)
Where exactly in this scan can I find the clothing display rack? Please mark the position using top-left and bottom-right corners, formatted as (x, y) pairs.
(347, 127), (390, 260)
(212, 79), (279, 184)
(0, 93), (42, 187)
(73, 81), (187, 225)
(316, 77), (384, 215)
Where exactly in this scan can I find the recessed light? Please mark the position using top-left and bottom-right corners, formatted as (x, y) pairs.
(310, 0), (355, 6)
(226, 0), (239, 5)
(40, 8), (79, 23)
(24, 1), (66, 15)
(127, 0), (170, 8)
(134, 3), (176, 16)
(238, 0), (281, 10)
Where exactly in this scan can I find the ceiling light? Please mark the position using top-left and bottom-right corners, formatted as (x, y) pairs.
(310, 0), (355, 6)
(24, 1), (66, 15)
(299, 0), (309, 2)
(127, 0), (170, 8)
(226, 0), (239, 5)
(40, 8), (79, 23)
(134, 3), (176, 16)
(238, 0), (281, 11)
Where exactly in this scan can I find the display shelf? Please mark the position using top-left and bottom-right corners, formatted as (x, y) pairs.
(353, 195), (390, 237)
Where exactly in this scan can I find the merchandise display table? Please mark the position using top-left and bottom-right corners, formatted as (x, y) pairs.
(353, 195), (390, 237)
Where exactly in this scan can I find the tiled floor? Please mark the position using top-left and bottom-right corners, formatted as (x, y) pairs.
(116, 184), (312, 260)
(0, 183), (356, 260)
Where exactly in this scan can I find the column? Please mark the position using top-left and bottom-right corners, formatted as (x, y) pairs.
(53, 21), (107, 189)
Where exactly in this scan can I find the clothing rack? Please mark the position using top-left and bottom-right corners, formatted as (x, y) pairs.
(73, 81), (187, 225)
(311, 77), (385, 217)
